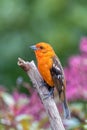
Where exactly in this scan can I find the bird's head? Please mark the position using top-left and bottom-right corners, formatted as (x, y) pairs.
(30, 42), (55, 58)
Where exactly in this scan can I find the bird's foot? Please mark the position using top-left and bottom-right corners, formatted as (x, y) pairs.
(40, 80), (47, 87)
(43, 87), (54, 100)
(40, 81), (54, 99)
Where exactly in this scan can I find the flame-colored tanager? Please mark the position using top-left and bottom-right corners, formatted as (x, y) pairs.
(30, 42), (70, 118)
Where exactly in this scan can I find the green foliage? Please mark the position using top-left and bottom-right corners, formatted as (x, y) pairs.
(0, 0), (87, 86)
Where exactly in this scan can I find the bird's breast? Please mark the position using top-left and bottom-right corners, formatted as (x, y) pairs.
(38, 57), (54, 87)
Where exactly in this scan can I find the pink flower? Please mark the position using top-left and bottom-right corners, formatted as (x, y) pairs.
(12, 90), (44, 120)
(65, 37), (87, 101)
(68, 56), (81, 68)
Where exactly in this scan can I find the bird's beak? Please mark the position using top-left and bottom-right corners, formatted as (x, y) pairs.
(30, 45), (38, 50)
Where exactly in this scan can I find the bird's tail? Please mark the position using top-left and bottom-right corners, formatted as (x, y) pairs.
(62, 98), (71, 119)
(58, 90), (71, 119)
(55, 83), (71, 119)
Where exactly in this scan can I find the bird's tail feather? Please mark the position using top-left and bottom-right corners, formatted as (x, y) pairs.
(62, 99), (71, 119)
(55, 85), (71, 119)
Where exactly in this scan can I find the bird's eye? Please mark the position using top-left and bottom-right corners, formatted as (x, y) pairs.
(39, 46), (44, 49)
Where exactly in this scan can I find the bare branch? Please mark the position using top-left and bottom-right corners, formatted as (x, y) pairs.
(17, 57), (65, 130)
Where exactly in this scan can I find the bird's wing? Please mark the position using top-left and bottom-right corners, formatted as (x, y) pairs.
(50, 56), (66, 100)
(50, 56), (70, 119)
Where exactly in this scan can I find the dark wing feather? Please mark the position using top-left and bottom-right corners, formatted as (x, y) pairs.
(50, 56), (71, 118)
(50, 56), (66, 101)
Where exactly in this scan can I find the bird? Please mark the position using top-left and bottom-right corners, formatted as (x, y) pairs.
(30, 42), (70, 119)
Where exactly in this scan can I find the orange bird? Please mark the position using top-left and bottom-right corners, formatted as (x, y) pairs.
(30, 42), (70, 118)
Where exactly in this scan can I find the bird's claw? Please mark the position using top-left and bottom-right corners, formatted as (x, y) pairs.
(39, 81), (54, 100)
(43, 88), (54, 100)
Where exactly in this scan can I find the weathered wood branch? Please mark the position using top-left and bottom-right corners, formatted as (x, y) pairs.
(17, 57), (65, 130)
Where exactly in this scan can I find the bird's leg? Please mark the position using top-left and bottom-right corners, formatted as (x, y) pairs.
(40, 81), (54, 99)
(40, 80), (47, 87)
(43, 87), (54, 99)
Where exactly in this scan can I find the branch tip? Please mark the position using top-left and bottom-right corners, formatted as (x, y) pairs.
(17, 57), (30, 72)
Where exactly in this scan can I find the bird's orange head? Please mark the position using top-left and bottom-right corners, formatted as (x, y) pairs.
(30, 42), (55, 60)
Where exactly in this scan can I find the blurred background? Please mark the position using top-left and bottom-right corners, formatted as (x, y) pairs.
(1, 0), (87, 87)
(0, 0), (87, 130)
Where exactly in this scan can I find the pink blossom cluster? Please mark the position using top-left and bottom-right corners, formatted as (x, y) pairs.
(65, 37), (87, 101)
(0, 87), (47, 129)
(12, 90), (44, 120)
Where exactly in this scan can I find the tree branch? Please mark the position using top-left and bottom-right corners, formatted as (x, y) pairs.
(17, 57), (65, 130)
